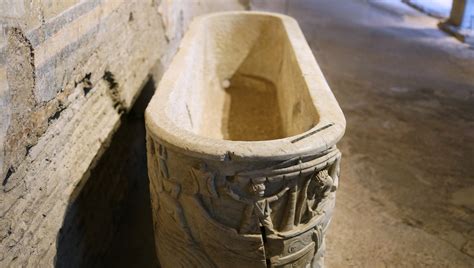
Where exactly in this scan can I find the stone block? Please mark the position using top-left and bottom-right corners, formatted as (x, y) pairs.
(146, 11), (345, 267)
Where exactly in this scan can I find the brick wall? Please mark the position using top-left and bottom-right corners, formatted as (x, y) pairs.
(0, 0), (247, 266)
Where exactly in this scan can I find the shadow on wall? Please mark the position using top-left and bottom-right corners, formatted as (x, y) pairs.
(55, 78), (160, 268)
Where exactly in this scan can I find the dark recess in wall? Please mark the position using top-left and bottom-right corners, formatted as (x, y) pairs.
(55, 77), (160, 268)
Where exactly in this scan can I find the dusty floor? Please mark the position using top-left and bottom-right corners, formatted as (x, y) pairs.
(252, 0), (474, 266)
(91, 0), (474, 267)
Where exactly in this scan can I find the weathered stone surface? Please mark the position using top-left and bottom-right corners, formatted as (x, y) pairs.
(146, 11), (345, 267)
(55, 78), (158, 267)
(0, 1), (246, 266)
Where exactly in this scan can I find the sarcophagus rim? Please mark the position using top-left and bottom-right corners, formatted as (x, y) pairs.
(145, 11), (346, 161)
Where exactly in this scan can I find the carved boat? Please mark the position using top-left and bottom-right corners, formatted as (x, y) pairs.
(145, 11), (345, 268)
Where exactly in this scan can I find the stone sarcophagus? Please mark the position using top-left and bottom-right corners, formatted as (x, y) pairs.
(145, 11), (345, 268)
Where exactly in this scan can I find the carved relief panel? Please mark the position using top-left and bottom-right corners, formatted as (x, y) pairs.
(147, 135), (341, 268)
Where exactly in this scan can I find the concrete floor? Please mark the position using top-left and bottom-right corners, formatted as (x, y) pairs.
(97, 0), (474, 267)
(252, 0), (474, 266)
